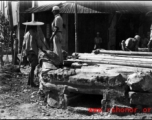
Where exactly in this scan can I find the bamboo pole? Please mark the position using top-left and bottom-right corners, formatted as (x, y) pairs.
(75, 1), (78, 52)
(98, 50), (152, 56)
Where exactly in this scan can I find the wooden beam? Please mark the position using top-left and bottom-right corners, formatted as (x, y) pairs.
(98, 50), (152, 56)
(64, 59), (152, 68)
(75, 1), (78, 52)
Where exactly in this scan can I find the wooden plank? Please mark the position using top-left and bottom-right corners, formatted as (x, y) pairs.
(98, 50), (152, 56)
(64, 59), (152, 68)
(78, 53), (152, 62)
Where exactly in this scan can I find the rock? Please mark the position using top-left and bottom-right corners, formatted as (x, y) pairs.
(129, 92), (152, 106)
(126, 71), (152, 92)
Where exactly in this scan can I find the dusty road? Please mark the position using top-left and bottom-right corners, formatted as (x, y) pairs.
(0, 64), (152, 119)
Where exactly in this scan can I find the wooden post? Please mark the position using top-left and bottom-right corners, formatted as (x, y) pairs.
(17, 1), (20, 53)
(8, 1), (14, 64)
(32, 1), (35, 21)
(75, 1), (78, 52)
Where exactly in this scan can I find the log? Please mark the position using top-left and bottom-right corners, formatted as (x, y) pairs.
(98, 50), (152, 56)
(79, 57), (152, 64)
(64, 59), (152, 68)
(79, 52), (152, 59)
(42, 81), (126, 98)
(78, 53), (152, 62)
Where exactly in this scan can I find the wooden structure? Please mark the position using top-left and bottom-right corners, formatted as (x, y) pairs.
(37, 50), (152, 114)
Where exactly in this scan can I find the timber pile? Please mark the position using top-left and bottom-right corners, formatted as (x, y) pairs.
(63, 50), (152, 107)
(38, 49), (152, 111)
(64, 50), (152, 68)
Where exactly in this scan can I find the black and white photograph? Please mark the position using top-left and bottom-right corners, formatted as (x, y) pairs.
(1, 1), (152, 119)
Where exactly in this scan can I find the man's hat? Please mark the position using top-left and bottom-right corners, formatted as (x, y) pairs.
(22, 21), (44, 26)
(52, 6), (60, 12)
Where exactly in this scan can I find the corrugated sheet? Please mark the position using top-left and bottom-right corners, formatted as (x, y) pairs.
(60, 2), (102, 14)
(24, 3), (62, 13)
(24, 2), (103, 14)
(77, 1), (152, 14)
(24, 1), (152, 14)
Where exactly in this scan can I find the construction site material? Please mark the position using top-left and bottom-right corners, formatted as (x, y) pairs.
(37, 49), (152, 111)
(78, 53), (152, 62)
(64, 59), (152, 68)
(97, 50), (152, 56)
(126, 71), (152, 92)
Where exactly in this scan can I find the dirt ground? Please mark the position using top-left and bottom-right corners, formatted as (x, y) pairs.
(1, 63), (152, 119)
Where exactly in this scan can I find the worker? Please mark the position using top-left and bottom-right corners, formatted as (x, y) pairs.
(94, 32), (102, 50)
(148, 25), (152, 52)
(51, 6), (63, 66)
(22, 25), (47, 87)
(0, 32), (4, 66)
(121, 35), (140, 51)
(12, 33), (20, 65)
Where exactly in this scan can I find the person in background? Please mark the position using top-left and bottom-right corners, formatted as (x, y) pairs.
(141, 32), (150, 48)
(148, 25), (152, 52)
(51, 6), (63, 66)
(0, 32), (4, 66)
(22, 25), (47, 87)
(121, 35), (140, 51)
(94, 32), (102, 50)
(12, 33), (20, 65)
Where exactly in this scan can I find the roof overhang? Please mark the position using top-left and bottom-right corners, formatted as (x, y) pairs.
(23, 2), (106, 14)
(23, 1), (152, 15)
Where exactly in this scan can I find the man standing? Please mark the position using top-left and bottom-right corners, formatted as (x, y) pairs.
(22, 25), (47, 87)
(121, 35), (140, 51)
(51, 6), (63, 66)
(94, 32), (102, 50)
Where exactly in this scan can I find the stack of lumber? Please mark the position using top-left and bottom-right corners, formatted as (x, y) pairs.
(64, 50), (152, 68)
(39, 50), (152, 109)
(63, 50), (152, 107)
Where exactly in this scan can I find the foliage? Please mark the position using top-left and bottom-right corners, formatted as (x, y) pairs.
(0, 11), (11, 47)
